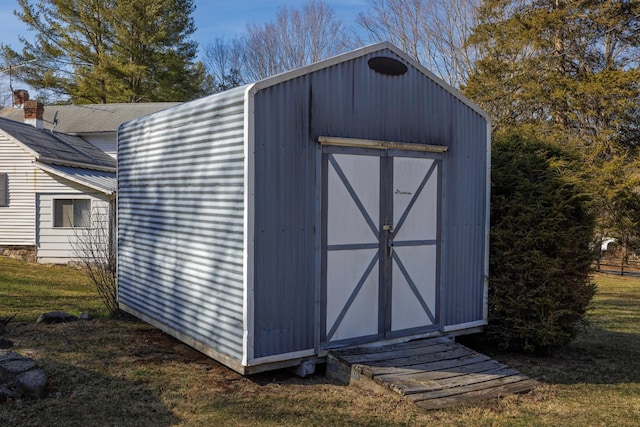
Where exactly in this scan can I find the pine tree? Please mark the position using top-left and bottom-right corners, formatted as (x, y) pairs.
(1, 0), (211, 103)
(465, 0), (640, 255)
(465, 0), (640, 151)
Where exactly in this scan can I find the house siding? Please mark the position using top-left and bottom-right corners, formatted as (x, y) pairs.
(36, 191), (112, 264)
(0, 134), (113, 263)
(0, 135), (38, 246)
(117, 85), (247, 364)
(81, 133), (117, 158)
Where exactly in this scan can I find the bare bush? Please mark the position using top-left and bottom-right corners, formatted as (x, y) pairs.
(72, 198), (119, 316)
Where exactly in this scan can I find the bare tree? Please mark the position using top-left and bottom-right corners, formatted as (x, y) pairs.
(244, 0), (355, 80)
(357, 0), (480, 87)
(203, 37), (247, 92)
(72, 198), (119, 316)
(203, 1), (356, 85)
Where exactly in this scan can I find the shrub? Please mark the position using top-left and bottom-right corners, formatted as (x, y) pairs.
(487, 133), (597, 352)
(72, 200), (121, 317)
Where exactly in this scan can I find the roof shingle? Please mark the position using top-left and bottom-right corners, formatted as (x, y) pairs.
(0, 102), (180, 134)
(0, 117), (116, 169)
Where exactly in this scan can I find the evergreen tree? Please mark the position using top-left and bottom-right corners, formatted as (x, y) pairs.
(465, 0), (640, 150)
(489, 133), (597, 352)
(465, 0), (640, 256)
(1, 0), (211, 103)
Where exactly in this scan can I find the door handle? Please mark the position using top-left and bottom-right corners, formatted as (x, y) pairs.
(383, 224), (394, 257)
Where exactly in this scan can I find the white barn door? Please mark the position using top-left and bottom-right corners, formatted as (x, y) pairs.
(322, 147), (440, 347)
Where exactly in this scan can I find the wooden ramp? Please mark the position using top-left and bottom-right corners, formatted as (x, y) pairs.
(326, 336), (539, 410)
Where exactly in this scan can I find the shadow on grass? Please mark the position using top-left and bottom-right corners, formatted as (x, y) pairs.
(460, 325), (640, 386)
(2, 359), (182, 427)
(249, 363), (331, 387)
(1, 320), (183, 427)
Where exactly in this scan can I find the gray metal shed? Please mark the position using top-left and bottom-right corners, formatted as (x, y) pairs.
(117, 42), (490, 375)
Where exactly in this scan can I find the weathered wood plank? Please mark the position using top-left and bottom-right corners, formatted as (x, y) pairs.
(415, 379), (540, 410)
(361, 346), (479, 368)
(388, 367), (522, 395)
(326, 337), (539, 410)
(363, 353), (493, 377)
(406, 373), (534, 402)
(339, 342), (460, 364)
(333, 336), (452, 358)
(375, 361), (516, 395)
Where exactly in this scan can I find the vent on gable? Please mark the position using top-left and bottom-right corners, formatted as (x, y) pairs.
(368, 56), (408, 76)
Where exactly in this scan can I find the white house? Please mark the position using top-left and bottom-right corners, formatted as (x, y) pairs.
(0, 101), (116, 263)
(1, 94), (179, 158)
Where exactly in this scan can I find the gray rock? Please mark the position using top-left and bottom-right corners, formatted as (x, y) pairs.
(0, 352), (23, 364)
(0, 352), (48, 400)
(0, 352), (36, 382)
(16, 369), (47, 398)
(79, 312), (91, 321)
(36, 311), (78, 324)
(0, 359), (36, 378)
(0, 384), (19, 402)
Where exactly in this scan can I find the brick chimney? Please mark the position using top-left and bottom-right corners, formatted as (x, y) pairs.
(24, 100), (44, 129)
(12, 89), (29, 108)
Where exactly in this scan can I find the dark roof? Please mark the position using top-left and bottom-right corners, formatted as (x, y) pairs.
(0, 117), (116, 169)
(0, 102), (181, 134)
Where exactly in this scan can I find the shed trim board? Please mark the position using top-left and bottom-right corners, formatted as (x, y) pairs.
(483, 124), (491, 322)
(117, 42), (491, 374)
(443, 320), (487, 333)
(243, 83), (257, 366)
(318, 136), (448, 153)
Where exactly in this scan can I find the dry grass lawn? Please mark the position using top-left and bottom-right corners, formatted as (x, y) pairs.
(1, 257), (639, 426)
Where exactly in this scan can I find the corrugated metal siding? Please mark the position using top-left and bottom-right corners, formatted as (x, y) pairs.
(440, 103), (488, 327)
(252, 48), (488, 353)
(117, 86), (246, 363)
(252, 75), (318, 358)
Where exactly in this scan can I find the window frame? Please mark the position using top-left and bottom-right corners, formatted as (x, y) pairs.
(52, 198), (92, 228)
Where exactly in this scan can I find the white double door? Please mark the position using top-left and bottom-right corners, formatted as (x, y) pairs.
(322, 148), (440, 346)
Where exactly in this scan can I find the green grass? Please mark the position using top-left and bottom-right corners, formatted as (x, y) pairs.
(1, 257), (640, 426)
(0, 257), (107, 322)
